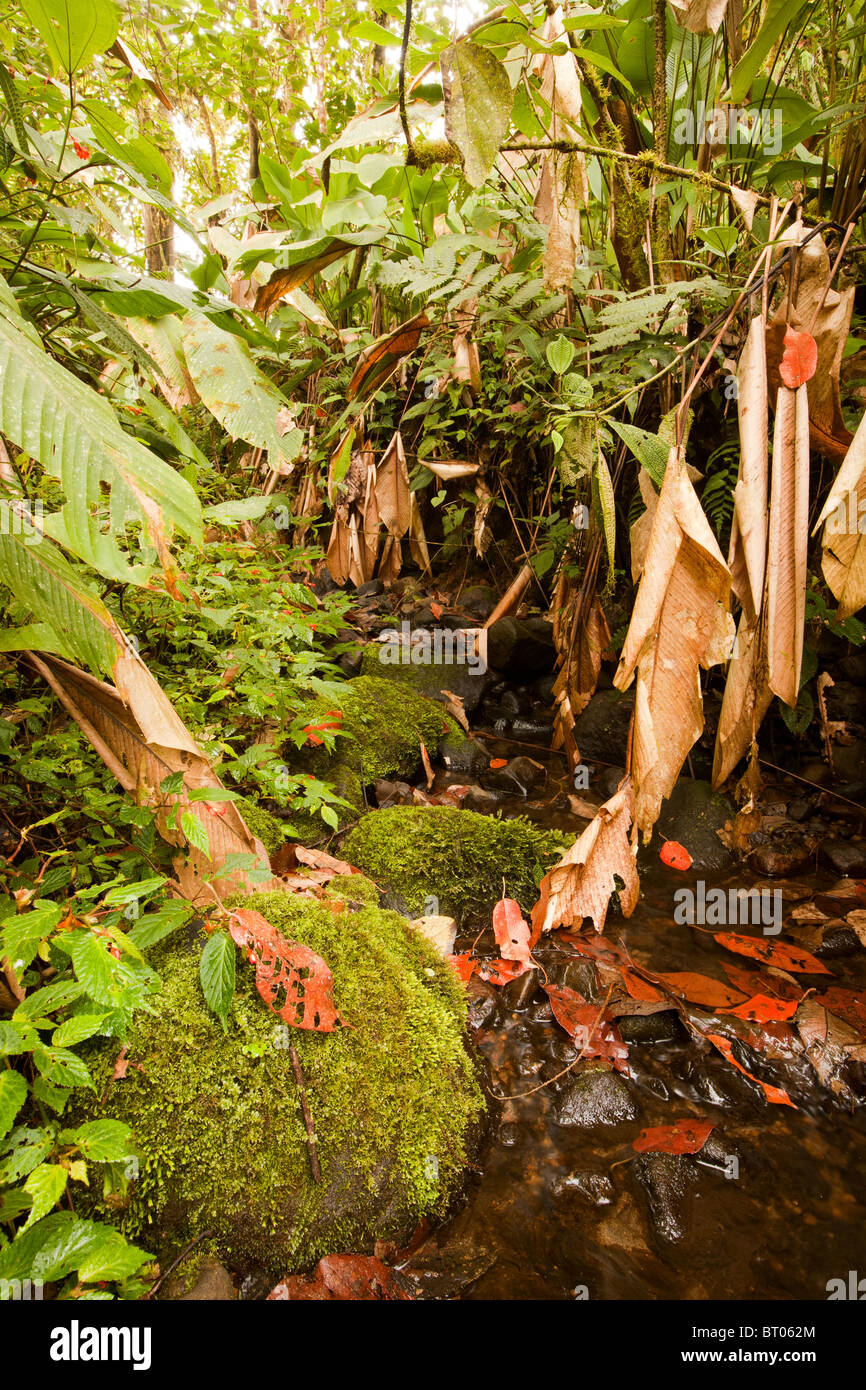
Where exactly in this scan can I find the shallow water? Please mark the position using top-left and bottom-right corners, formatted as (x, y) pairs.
(403, 732), (866, 1301)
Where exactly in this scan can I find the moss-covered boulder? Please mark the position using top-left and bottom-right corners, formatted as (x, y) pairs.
(73, 891), (483, 1277)
(342, 805), (570, 923)
(359, 642), (491, 712)
(282, 674), (463, 838)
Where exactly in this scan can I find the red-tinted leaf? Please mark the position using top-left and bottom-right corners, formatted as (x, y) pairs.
(447, 952), (477, 985)
(656, 971), (748, 1010)
(713, 932), (832, 975)
(430, 602), (444, 620)
(706, 1032), (797, 1107)
(488, 758), (508, 769)
(544, 986), (629, 1072)
(268, 1255), (410, 1301)
(621, 967), (664, 1002)
(660, 840), (693, 870)
(633, 1119), (714, 1155)
(492, 897), (532, 966)
(480, 957), (527, 987)
(721, 960), (803, 1002)
(779, 325), (818, 388)
(228, 908), (345, 1031)
(814, 987), (866, 1037)
(723, 993), (799, 1023)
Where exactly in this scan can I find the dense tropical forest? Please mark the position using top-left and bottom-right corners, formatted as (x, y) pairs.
(0, 0), (865, 1316)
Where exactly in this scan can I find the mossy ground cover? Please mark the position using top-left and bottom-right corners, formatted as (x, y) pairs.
(343, 805), (571, 922)
(73, 891), (483, 1277)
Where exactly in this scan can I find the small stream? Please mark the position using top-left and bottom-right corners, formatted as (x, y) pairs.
(399, 724), (866, 1302)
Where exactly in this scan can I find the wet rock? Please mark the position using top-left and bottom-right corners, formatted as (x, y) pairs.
(460, 584), (496, 619)
(462, 785), (504, 813)
(169, 1257), (237, 1301)
(786, 799), (812, 822)
(750, 833), (815, 877)
(617, 1011), (683, 1045)
(239, 1269), (274, 1301)
(486, 616), (556, 678)
(410, 914), (457, 957)
(595, 765), (627, 800)
(553, 1171), (615, 1205)
(312, 568), (340, 596)
(466, 979), (498, 1031)
(373, 778), (412, 807)
(573, 690), (635, 764)
(683, 1057), (757, 1108)
(552, 1068), (642, 1129)
(654, 778), (733, 872)
(499, 1122), (520, 1147)
(819, 839), (866, 877)
(438, 735), (488, 776)
(828, 740), (866, 782)
(500, 966), (541, 1011)
(481, 755), (546, 797)
(511, 716), (554, 739)
(534, 953), (597, 999)
(532, 673), (557, 703)
(816, 923), (861, 957)
(632, 1152), (698, 1243)
(356, 578), (385, 598)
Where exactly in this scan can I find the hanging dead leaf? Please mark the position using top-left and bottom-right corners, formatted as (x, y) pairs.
(667, 0), (729, 34)
(728, 315), (769, 621)
(813, 406), (866, 618)
(347, 312), (429, 401)
(767, 384), (809, 706)
(531, 778), (639, 937)
(614, 446), (734, 836)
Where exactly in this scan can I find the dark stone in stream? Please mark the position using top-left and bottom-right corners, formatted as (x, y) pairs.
(500, 967), (541, 1011)
(552, 1068), (642, 1129)
(553, 1171), (615, 1205)
(632, 1152), (698, 1244)
(532, 672), (557, 703)
(356, 578), (385, 597)
(831, 740), (866, 781)
(820, 839), (866, 877)
(533, 952), (597, 999)
(486, 616), (556, 678)
(461, 584), (496, 618)
(817, 924), (862, 957)
(595, 765), (627, 800)
(463, 786), (504, 813)
(481, 756), (546, 797)
(750, 832), (816, 876)
(572, 690), (635, 764)
(654, 778), (733, 872)
(682, 1057), (758, 1108)
(438, 735), (488, 776)
(466, 979), (498, 1031)
(373, 778), (413, 807)
(617, 1011), (683, 1045)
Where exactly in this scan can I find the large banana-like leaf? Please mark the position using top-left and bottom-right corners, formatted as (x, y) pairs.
(181, 311), (303, 465)
(0, 297), (201, 587)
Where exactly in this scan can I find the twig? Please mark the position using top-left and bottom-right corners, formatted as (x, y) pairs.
(398, 0), (414, 164)
(500, 140), (772, 203)
(289, 1044), (322, 1182)
(145, 1229), (214, 1299)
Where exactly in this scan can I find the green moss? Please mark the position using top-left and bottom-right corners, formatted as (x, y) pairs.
(342, 805), (571, 923)
(72, 892), (482, 1276)
(323, 873), (380, 906)
(235, 795), (286, 856)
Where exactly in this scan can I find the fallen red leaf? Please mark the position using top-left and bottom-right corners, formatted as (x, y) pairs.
(779, 325), (818, 388)
(228, 908), (345, 1031)
(633, 1119), (714, 1155)
(430, 602), (444, 620)
(722, 993), (799, 1023)
(268, 1254), (410, 1301)
(660, 840), (692, 870)
(706, 1032), (797, 1108)
(621, 967), (664, 1002)
(492, 897), (533, 966)
(814, 986), (866, 1037)
(713, 932), (832, 975)
(480, 958), (527, 987)
(447, 952), (477, 984)
(544, 985), (629, 1072)
(656, 970), (748, 1010)
(488, 758), (508, 769)
(721, 960), (803, 1002)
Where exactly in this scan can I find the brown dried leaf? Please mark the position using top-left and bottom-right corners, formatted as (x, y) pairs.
(767, 384), (809, 706)
(531, 778), (639, 937)
(813, 407), (866, 618)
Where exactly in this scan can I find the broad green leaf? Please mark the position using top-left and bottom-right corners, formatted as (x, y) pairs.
(594, 451), (616, 575)
(0, 1211), (146, 1286)
(725, 0), (808, 104)
(0, 1070), (28, 1139)
(0, 531), (121, 677)
(546, 337), (576, 375)
(441, 40), (513, 187)
(181, 312), (300, 465)
(23, 1163), (68, 1228)
(51, 1013), (109, 1047)
(32, 1044), (94, 1090)
(1, 901), (63, 974)
(69, 933), (115, 1006)
(128, 900), (191, 951)
(15, 979), (84, 1018)
(0, 1127), (55, 1182)
(20, 0), (118, 76)
(199, 929), (236, 1021)
(0, 1022), (31, 1055)
(64, 1118), (134, 1161)
(609, 420), (669, 488)
(180, 808), (210, 857)
(0, 308), (201, 586)
(76, 1227), (150, 1283)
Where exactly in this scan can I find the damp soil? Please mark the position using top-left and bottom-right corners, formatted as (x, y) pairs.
(397, 722), (866, 1302)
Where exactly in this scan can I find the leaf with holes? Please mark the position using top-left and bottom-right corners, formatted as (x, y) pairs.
(228, 909), (345, 1031)
(492, 898), (532, 967)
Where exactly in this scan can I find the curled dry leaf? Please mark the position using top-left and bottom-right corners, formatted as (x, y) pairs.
(767, 384), (810, 708)
(813, 406), (866, 619)
(228, 908), (345, 1032)
(614, 446), (734, 836)
(347, 312), (429, 402)
(531, 778), (639, 937)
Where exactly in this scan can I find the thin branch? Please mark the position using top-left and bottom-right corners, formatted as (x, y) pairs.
(398, 0), (415, 164)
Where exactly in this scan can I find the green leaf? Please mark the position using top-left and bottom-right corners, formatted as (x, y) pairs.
(64, 1118), (134, 1161)
(0, 1022), (31, 1055)
(441, 39), (513, 187)
(0, 307), (201, 587)
(594, 451), (616, 575)
(70, 932), (115, 1005)
(0, 1211), (147, 1286)
(181, 312), (299, 464)
(0, 1127), (55, 1182)
(15, 979), (84, 1019)
(180, 808), (211, 857)
(51, 1013), (109, 1047)
(33, 1044), (94, 1090)
(0, 532), (122, 677)
(0, 901), (63, 974)
(22, 1163), (68, 1229)
(199, 930), (236, 1022)
(609, 420), (669, 488)
(546, 337), (576, 375)
(0, 1070), (28, 1139)
(725, 1), (808, 104)
(19, 0), (118, 76)
(128, 900), (191, 951)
